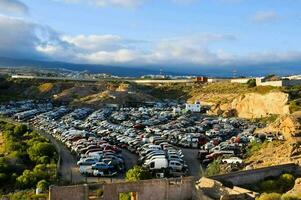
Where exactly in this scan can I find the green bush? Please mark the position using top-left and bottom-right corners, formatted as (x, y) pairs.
(204, 159), (221, 177)
(246, 141), (263, 157)
(36, 180), (48, 191)
(281, 194), (300, 200)
(257, 193), (281, 200)
(278, 174), (295, 192)
(258, 174), (296, 194)
(27, 142), (56, 163)
(260, 180), (278, 193)
(247, 79), (257, 88)
(119, 192), (131, 200)
(16, 170), (37, 189)
(125, 166), (152, 182)
(13, 124), (28, 137)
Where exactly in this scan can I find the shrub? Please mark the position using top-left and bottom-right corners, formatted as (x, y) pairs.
(13, 124), (27, 137)
(125, 166), (152, 182)
(16, 170), (36, 189)
(281, 194), (300, 200)
(278, 174), (295, 192)
(247, 79), (256, 88)
(36, 180), (48, 191)
(27, 142), (56, 163)
(260, 180), (278, 193)
(257, 193), (281, 200)
(204, 159), (221, 177)
(119, 192), (131, 200)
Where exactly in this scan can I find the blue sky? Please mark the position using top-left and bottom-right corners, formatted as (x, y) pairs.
(0, 0), (301, 74)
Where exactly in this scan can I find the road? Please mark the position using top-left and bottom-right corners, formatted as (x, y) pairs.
(181, 148), (202, 179)
(38, 131), (83, 183)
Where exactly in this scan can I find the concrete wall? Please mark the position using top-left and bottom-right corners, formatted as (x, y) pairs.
(49, 177), (195, 200)
(210, 163), (299, 186)
(103, 177), (194, 200)
(49, 184), (88, 200)
(230, 78), (252, 84)
(256, 78), (301, 87)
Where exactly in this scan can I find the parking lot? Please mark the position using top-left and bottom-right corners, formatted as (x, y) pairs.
(1, 100), (279, 182)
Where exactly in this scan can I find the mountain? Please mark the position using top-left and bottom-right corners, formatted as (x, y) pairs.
(0, 57), (300, 77)
(0, 57), (176, 77)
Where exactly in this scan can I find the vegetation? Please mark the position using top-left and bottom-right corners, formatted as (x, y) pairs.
(204, 159), (221, 177)
(246, 141), (263, 157)
(247, 79), (257, 88)
(0, 121), (58, 195)
(256, 193), (300, 200)
(120, 166), (152, 200)
(251, 115), (279, 125)
(245, 173), (296, 194)
(125, 166), (152, 182)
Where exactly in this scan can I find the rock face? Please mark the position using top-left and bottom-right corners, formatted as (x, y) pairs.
(210, 92), (290, 119)
(260, 112), (301, 141)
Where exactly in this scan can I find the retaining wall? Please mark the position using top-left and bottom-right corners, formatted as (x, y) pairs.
(49, 177), (195, 200)
(210, 163), (299, 186)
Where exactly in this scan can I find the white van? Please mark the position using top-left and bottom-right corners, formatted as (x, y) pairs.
(147, 158), (168, 170)
(144, 155), (166, 165)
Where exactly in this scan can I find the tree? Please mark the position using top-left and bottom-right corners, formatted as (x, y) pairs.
(16, 170), (36, 189)
(13, 124), (27, 137)
(125, 166), (151, 182)
(27, 142), (56, 163)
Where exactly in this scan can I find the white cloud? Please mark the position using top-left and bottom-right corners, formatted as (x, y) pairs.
(79, 49), (138, 63)
(55, 0), (145, 7)
(0, 0), (28, 15)
(0, 15), (301, 69)
(62, 34), (122, 51)
(251, 11), (280, 23)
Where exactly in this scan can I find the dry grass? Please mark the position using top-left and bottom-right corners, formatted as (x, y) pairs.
(245, 141), (294, 168)
(38, 83), (54, 93)
(0, 132), (5, 154)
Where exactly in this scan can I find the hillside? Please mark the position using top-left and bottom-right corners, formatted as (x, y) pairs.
(0, 78), (155, 107)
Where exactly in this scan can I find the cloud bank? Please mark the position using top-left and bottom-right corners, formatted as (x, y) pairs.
(0, 14), (301, 69)
(0, 0), (28, 15)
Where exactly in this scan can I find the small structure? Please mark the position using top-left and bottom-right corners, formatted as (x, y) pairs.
(195, 76), (208, 83)
(185, 101), (201, 112)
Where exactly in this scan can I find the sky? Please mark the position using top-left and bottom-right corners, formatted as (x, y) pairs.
(0, 0), (301, 74)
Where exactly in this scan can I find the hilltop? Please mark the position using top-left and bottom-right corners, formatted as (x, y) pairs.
(0, 78), (155, 107)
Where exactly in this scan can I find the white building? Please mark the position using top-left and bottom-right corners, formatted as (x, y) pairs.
(185, 101), (201, 112)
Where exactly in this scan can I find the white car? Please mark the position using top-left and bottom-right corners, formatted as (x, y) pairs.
(221, 157), (243, 164)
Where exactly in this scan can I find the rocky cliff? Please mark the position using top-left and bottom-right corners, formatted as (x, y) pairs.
(209, 92), (290, 119)
(260, 111), (301, 141)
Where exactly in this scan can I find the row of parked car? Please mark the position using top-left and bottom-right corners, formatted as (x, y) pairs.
(0, 100), (270, 177)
